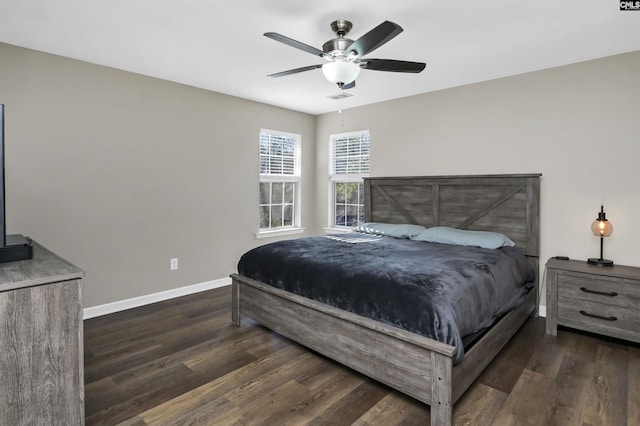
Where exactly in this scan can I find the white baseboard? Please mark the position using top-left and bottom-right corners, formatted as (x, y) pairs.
(83, 277), (231, 320)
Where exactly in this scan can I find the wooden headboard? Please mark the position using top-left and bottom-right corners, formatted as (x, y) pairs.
(364, 174), (541, 258)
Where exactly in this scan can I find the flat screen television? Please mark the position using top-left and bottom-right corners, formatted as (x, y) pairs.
(0, 104), (33, 263)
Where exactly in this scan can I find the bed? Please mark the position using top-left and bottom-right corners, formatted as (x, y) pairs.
(230, 174), (541, 425)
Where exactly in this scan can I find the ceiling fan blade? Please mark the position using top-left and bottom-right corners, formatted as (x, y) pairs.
(341, 81), (356, 90)
(264, 32), (326, 57)
(347, 21), (403, 57)
(267, 64), (323, 78)
(361, 59), (426, 73)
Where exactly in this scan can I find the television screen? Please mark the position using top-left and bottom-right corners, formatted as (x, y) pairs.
(0, 104), (5, 247)
(0, 104), (33, 262)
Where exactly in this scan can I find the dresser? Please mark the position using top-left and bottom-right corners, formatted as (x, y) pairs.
(0, 241), (85, 425)
(545, 257), (640, 343)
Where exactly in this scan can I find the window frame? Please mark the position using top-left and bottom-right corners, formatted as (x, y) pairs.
(257, 129), (304, 238)
(327, 130), (370, 232)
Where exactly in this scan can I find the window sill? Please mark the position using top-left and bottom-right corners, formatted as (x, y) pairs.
(323, 227), (355, 234)
(256, 227), (305, 239)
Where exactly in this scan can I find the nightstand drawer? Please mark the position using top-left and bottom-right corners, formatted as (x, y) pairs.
(557, 272), (640, 310)
(558, 297), (640, 343)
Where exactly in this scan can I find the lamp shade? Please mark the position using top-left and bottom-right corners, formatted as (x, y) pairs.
(590, 206), (613, 237)
(591, 218), (613, 237)
(322, 61), (360, 86)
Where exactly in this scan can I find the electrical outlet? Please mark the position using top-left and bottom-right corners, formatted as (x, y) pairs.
(170, 258), (178, 271)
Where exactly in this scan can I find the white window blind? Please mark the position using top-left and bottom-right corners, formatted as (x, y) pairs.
(332, 133), (370, 175)
(260, 132), (298, 176)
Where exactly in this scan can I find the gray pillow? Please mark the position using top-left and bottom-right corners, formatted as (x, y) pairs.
(411, 226), (516, 249)
(354, 222), (427, 239)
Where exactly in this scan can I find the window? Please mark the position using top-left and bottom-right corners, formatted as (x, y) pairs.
(259, 129), (301, 235)
(329, 131), (370, 229)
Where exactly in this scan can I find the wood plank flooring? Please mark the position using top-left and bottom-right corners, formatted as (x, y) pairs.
(84, 287), (640, 425)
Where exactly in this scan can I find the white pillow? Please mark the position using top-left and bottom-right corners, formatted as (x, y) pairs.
(411, 226), (516, 249)
(354, 222), (427, 239)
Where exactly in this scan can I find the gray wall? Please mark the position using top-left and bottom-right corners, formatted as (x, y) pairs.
(316, 51), (640, 308)
(0, 42), (317, 307)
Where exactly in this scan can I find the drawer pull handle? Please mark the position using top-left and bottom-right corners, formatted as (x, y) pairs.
(580, 287), (618, 297)
(579, 310), (617, 322)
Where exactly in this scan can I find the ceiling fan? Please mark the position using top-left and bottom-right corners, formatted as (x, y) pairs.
(264, 20), (426, 89)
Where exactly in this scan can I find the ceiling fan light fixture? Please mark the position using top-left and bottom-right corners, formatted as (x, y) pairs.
(322, 61), (360, 86)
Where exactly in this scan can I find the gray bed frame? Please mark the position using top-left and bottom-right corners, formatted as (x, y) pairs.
(231, 174), (541, 425)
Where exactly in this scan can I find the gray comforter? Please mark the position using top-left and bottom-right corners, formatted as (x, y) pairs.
(237, 233), (535, 363)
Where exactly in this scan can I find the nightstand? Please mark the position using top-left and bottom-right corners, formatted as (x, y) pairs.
(545, 258), (640, 343)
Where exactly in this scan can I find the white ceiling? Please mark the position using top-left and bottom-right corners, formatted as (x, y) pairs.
(1, 1), (639, 115)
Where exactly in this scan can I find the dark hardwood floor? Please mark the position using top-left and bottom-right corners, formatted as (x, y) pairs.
(84, 287), (640, 425)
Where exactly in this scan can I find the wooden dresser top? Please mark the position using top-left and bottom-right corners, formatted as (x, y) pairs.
(546, 258), (640, 281)
(0, 241), (84, 292)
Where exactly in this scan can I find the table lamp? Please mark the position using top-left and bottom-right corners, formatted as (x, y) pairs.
(587, 205), (614, 266)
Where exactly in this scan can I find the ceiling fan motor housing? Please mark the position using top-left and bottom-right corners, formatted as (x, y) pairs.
(323, 20), (355, 55)
(322, 38), (354, 55)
